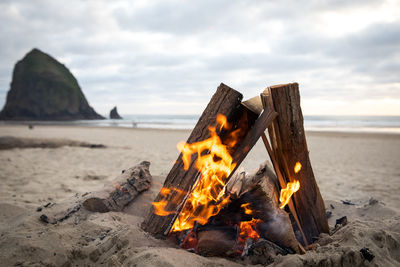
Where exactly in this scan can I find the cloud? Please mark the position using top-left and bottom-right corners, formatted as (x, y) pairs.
(0, 0), (399, 115)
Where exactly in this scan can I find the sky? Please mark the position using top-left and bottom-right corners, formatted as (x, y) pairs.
(0, 0), (399, 116)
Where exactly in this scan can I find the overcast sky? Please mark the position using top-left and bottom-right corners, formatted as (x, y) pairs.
(0, 0), (399, 116)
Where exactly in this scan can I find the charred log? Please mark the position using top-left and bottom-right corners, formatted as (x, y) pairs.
(196, 225), (239, 257)
(232, 164), (300, 253)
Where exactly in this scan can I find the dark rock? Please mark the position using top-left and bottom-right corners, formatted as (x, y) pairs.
(0, 48), (104, 120)
(335, 216), (348, 227)
(88, 144), (105, 149)
(40, 214), (50, 224)
(109, 106), (122, 119)
(360, 247), (375, 262)
(341, 200), (355, 205)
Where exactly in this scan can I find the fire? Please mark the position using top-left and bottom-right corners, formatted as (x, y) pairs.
(294, 162), (302, 174)
(238, 218), (261, 245)
(153, 114), (239, 232)
(241, 203), (254, 215)
(152, 188), (176, 216)
(279, 162), (302, 209)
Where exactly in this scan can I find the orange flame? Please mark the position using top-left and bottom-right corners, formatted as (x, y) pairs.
(172, 116), (236, 232)
(239, 218), (261, 245)
(294, 162), (302, 174)
(241, 203), (254, 215)
(279, 161), (302, 209)
(152, 187), (186, 216)
(153, 114), (239, 232)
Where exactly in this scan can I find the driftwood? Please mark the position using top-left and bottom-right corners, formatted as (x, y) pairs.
(83, 161), (152, 212)
(264, 83), (329, 244)
(142, 83), (258, 237)
(40, 162), (151, 224)
(0, 136), (105, 150)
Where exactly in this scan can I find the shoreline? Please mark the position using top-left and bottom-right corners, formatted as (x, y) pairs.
(1, 123), (400, 139)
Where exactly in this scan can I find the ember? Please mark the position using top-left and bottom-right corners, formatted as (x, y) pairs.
(239, 218), (261, 244)
(241, 203), (254, 215)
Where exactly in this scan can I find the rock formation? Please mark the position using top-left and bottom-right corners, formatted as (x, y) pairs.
(110, 106), (122, 119)
(0, 48), (104, 120)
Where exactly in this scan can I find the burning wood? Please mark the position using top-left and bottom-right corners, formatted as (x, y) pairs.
(224, 163), (301, 253)
(142, 83), (259, 236)
(142, 82), (328, 259)
(264, 83), (330, 244)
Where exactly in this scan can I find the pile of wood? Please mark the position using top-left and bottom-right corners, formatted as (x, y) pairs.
(142, 83), (329, 255)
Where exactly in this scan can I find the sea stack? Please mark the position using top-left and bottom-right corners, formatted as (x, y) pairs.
(0, 48), (104, 120)
(109, 106), (122, 119)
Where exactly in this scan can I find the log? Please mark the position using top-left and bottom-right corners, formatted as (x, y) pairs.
(142, 83), (258, 237)
(0, 136), (106, 150)
(196, 225), (238, 256)
(39, 161), (152, 224)
(265, 83), (329, 244)
(83, 161), (152, 212)
(225, 163), (300, 253)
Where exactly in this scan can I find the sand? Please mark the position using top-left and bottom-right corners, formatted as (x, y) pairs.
(0, 125), (399, 266)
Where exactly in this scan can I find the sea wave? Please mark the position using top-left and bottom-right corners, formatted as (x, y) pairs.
(1, 115), (399, 134)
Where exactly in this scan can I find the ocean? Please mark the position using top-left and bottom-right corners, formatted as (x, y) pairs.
(2, 115), (400, 134)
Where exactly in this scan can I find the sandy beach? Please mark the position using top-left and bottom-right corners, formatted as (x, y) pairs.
(0, 125), (399, 266)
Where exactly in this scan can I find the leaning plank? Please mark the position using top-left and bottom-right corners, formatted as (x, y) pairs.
(230, 108), (277, 175)
(83, 161), (152, 212)
(260, 94), (308, 245)
(142, 83), (258, 237)
(265, 83), (329, 244)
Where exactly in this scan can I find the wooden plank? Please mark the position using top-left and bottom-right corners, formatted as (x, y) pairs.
(260, 93), (308, 245)
(142, 83), (258, 237)
(230, 108), (277, 174)
(265, 83), (329, 244)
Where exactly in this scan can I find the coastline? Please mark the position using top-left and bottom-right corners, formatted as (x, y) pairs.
(1, 123), (400, 136)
